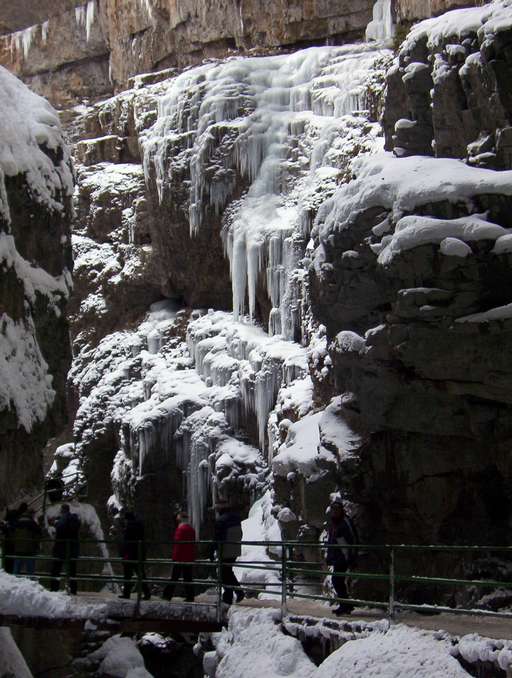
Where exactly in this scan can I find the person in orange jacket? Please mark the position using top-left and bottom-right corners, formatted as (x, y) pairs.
(163, 511), (197, 602)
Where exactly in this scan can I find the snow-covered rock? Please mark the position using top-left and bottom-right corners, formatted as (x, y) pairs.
(0, 66), (73, 507)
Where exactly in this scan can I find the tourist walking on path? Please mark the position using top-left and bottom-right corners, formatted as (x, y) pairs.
(163, 511), (197, 602)
(212, 502), (244, 605)
(13, 506), (42, 576)
(50, 504), (81, 594)
(119, 512), (151, 600)
(326, 498), (358, 616)
(1, 505), (23, 574)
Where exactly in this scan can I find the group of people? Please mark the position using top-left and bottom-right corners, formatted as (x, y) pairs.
(1, 502), (42, 575)
(2, 496), (358, 613)
(1, 502), (82, 593)
(119, 502), (245, 606)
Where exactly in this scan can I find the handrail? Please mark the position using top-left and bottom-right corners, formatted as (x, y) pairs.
(1, 536), (511, 623)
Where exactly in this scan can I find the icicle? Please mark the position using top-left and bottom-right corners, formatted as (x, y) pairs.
(147, 328), (161, 354)
(75, 5), (86, 28)
(143, 43), (389, 331)
(86, 0), (96, 42)
(366, 0), (395, 42)
(10, 26), (38, 60)
(41, 21), (49, 45)
(74, 1), (96, 41)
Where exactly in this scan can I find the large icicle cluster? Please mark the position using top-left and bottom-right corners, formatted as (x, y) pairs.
(142, 45), (391, 339)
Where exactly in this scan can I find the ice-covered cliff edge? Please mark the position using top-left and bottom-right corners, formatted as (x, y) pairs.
(0, 66), (73, 507)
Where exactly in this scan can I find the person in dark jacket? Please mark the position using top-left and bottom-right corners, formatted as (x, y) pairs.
(45, 473), (65, 504)
(326, 499), (358, 616)
(1, 507), (21, 574)
(212, 502), (244, 605)
(13, 507), (42, 576)
(119, 512), (151, 600)
(163, 511), (197, 602)
(50, 504), (81, 594)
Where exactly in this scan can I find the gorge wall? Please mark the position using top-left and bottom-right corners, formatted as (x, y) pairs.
(0, 0), (491, 108)
(0, 67), (73, 508)
(0, 0), (377, 108)
(50, 0), (512, 611)
(2, 0), (511, 612)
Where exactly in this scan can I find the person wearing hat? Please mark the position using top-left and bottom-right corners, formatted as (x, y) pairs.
(211, 501), (245, 605)
(326, 499), (358, 616)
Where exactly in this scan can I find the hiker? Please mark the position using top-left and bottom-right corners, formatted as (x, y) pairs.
(1, 507), (20, 574)
(50, 504), (81, 594)
(119, 511), (151, 600)
(13, 506), (42, 576)
(211, 502), (244, 605)
(326, 498), (358, 616)
(163, 511), (197, 602)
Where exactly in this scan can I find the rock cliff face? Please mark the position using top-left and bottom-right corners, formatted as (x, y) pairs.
(311, 2), (512, 559)
(60, 39), (392, 552)
(54, 2), (512, 593)
(0, 0), (377, 108)
(395, 0), (490, 22)
(0, 67), (73, 508)
(7, 0), (510, 610)
(384, 1), (512, 165)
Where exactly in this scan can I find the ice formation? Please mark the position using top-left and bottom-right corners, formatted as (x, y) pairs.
(75, 0), (97, 42)
(365, 0), (395, 42)
(9, 25), (38, 60)
(142, 44), (391, 338)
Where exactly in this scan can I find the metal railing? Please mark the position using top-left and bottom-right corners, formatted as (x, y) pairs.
(1, 538), (511, 623)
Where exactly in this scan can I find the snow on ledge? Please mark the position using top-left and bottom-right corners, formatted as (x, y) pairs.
(400, 0), (512, 53)
(0, 571), (104, 619)
(455, 303), (512, 324)
(0, 66), (72, 223)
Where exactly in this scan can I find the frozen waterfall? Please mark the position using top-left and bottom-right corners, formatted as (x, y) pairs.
(366, 0), (395, 42)
(142, 43), (390, 338)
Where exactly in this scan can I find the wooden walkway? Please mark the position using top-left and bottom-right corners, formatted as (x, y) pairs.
(2, 591), (511, 640)
(0, 592), (224, 633)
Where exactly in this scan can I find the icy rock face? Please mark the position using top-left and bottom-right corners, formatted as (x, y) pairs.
(0, 67), (73, 508)
(63, 36), (392, 546)
(311, 150), (512, 550)
(71, 308), (280, 543)
(0, 1), (111, 108)
(383, 0), (512, 166)
(310, 1), (512, 558)
(0, 0), (376, 107)
(143, 45), (391, 336)
(70, 162), (160, 351)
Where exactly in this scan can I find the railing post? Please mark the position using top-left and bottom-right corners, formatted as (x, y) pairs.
(281, 543), (288, 618)
(388, 547), (395, 621)
(216, 543), (223, 624)
(135, 540), (143, 614)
